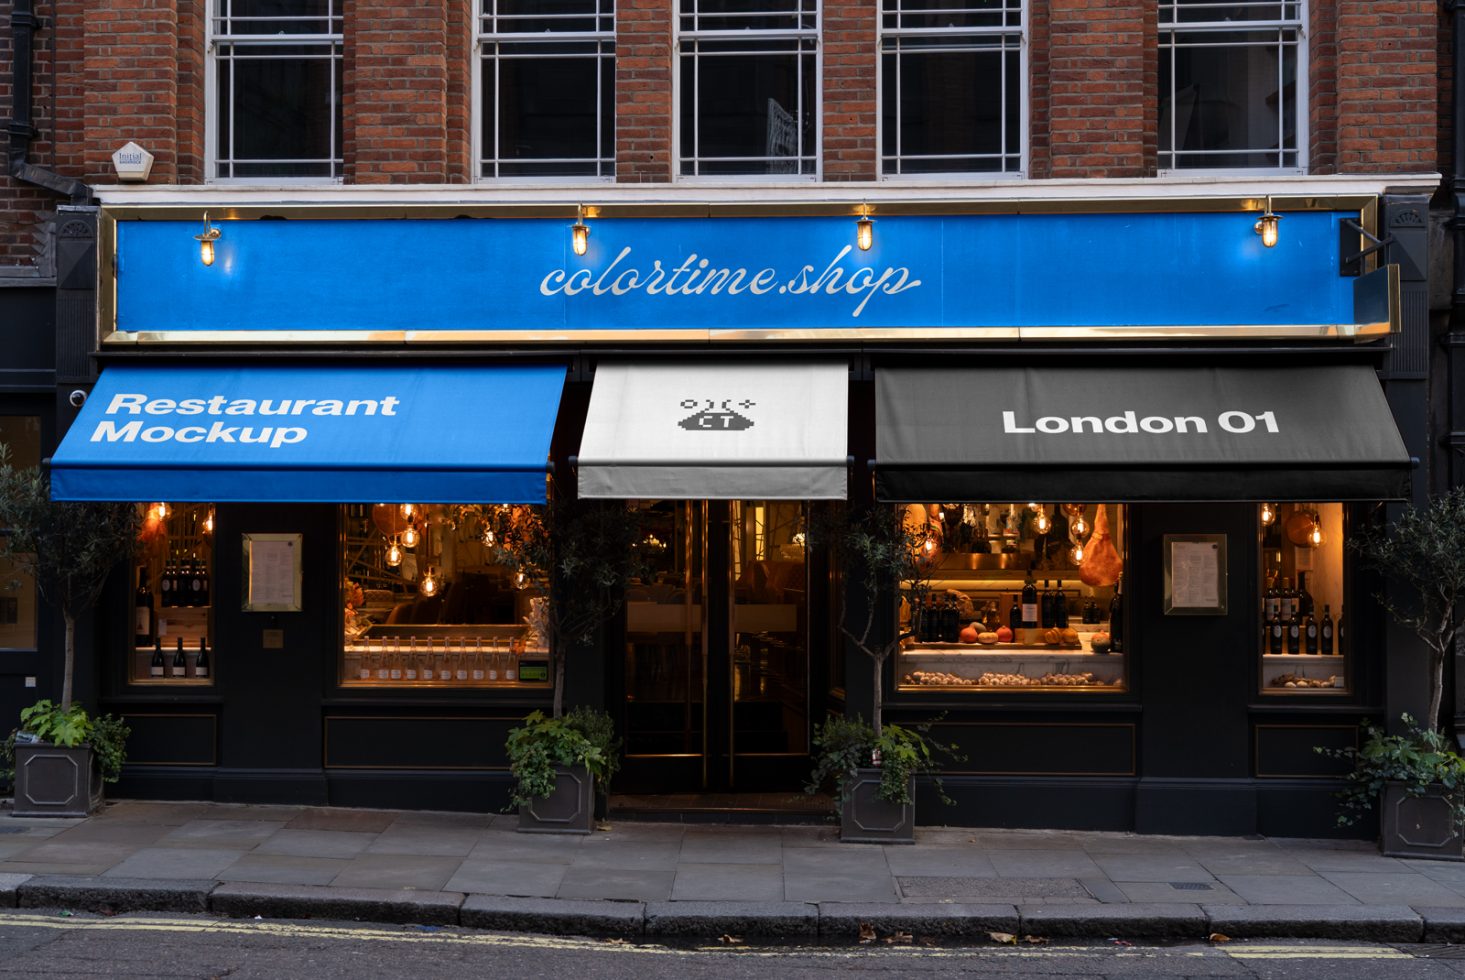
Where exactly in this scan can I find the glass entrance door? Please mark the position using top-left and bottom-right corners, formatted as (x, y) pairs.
(619, 500), (811, 792)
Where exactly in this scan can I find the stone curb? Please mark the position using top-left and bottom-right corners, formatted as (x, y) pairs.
(460, 896), (645, 936)
(209, 882), (463, 926)
(1019, 903), (1208, 939)
(1203, 904), (1424, 943)
(644, 901), (818, 937)
(1417, 907), (1465, 944)
(18, 876), (213, 914)
(818, 903), (1019, 939)
(0, 874), (31, 909)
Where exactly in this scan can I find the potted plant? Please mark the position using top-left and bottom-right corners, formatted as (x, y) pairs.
(0, 446), (140, 816)
(806, 714), (954, 844)
(506, 707), (621, 834)
(810, 506), (954, 842)
(1332, 486), (1465, 858)
(2, 701), (129, 817)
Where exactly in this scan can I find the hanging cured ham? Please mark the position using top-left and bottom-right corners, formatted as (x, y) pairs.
(1079, 505), (1122, 587)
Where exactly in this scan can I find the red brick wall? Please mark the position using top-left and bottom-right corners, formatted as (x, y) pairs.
(83, 0), (180, 184)
(345, 0), (451, 183)
(1308, 0), (1338, 173)
(1335, 0), (1436, 173)
(1045, 0), (1152, 179)
(615, 0), (673, 182)
(0, 0), (58, 266)
(822, 0), (876, 181)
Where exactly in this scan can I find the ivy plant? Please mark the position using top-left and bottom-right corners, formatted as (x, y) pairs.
(806, 715), (958, 808)
(2, 700), (130, 785)
(1316, 714), (1465, 831)
(505, 707), (621, 810)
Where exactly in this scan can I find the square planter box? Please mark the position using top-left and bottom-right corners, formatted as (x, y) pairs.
(840, 768), (915, 844)
(1380, 781), (1464, 861)
(11, 742), (104, 818)
(518, 764), (595, 834)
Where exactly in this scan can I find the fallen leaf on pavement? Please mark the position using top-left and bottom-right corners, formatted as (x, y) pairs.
(1208, 933), (1231, 944)
(719, 934), (745, 945)
(988, 932), (1017, 945)
(602, 938), (628, 945)
(1108, 938), (1134, 947)
(1023, 935), (1049, 945)
(881, 931), (913, 945)
(858, 923), (877, 944)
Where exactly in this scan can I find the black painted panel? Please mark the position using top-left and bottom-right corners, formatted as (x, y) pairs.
(1256, 724), (1358, 778)
(925, 777), (1137, 830)
(327, 770), (513, 812)
(933, 722), (1135, 776)
(121, 713), (218, 766)
(1257, 781), (1372, 839)
(324, 715), (518, 769)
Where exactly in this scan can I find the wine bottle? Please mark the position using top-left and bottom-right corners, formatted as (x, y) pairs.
(1320, 604), (1335, 655)
(172, 637), (187, 677)
(1297, 572), (1314, 618)
(195, 638), (210, 679)
(159, 557), (174, 608)
(471, 639), (486, 682)
(1264, 574), (1280, 624)
(1304, 608), (1319, 654)
(189, 556), (205, 607)
(1008, 594), (1021, 632)
(1108, 580), (1124, 654)
(1267, 609), (1284, 654)
(150, 636), (165, 678)
(1054, 580), (1069, 629)
(135, 567), (154, 647)
(199, 558), (210, 607)
(1280, 576), (1296, 622)
(1040, 579), (1054, 629)
(1021, 573), (1038, 629)
(1286, 611), (1301, 655)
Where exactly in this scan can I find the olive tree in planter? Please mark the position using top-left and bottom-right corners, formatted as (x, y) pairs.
(492, 498), (647, 830)
(808, 506), (953, 843)
(1324, 486), (1465, 859)
(0, 447), (139, 815)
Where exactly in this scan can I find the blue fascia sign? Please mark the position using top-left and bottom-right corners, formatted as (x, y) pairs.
(109, 211), (1371, 340)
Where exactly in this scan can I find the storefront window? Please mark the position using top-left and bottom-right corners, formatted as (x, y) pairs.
(340, 504), (551, 689)
(131, 502), (215, 686)
(0, 416), (41, 650)
(897, 503), (1128, 693)
(1259, 501), (1348, 694)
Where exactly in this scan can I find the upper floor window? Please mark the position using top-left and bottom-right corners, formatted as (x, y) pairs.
(1159, 1), (1305, 171)
(209, 0), (344, 180)
(679, 0), (818, 177)
(478, 0), (616, 179)
(881, 0), (1024, 176)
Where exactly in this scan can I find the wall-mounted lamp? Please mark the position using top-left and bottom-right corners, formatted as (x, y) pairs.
(571, 205), (590, 257)
(194, 212), (221, 266)
(1254, 197), (1280, 248)
(855, 202), (874, 252)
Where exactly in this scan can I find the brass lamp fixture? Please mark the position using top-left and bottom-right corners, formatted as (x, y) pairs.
(571, 205), (590, 257)
(1254, 197), (1280, 248)
(855, 202), (874, 251)
(194, 212), (221, 266)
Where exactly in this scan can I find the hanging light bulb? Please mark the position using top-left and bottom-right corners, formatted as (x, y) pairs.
(420, 566), (438, 597)
(1070, 543), (1086, 565)
(1028, 501), (1040, 512)
(1309, 513), (1324, 548)
(155, 502), (170, 520)
(482, 526), (496, 547)
(1071, 515), (1088, 537)
(203, 509), (215, 534)
(400, 503), (415, 521)
(1034, 509), (1052, 536)
(1260, 502), (1276, 527)
(401, 523), (419, 548)
(385, 539), (403, 567)
(515, 570), (526, 589)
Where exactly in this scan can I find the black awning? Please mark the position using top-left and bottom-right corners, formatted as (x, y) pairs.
(874, 364), (1412, 502)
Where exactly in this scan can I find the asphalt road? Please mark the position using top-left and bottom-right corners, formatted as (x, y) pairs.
(3, 910), (1465, 979)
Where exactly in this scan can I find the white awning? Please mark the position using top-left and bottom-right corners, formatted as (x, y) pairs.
(577, 361), (849, 500)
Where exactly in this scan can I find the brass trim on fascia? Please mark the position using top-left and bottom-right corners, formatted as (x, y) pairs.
(909, 720), (1137, 778)
(96, 195), (1381, 223)
(322, 713), (523, 771)
(1253, 722), (1361, 781)
(99, 323), (1392, 347)
(119, 711), (219, 767)
(99, 211), (118, 343)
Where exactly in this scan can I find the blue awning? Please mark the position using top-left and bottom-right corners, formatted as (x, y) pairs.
(51, 363), (565, 503)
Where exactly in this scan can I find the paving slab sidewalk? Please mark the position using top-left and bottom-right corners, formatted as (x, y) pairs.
(1, 799), (1462, 943)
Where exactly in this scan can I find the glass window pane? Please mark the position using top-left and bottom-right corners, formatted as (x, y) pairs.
(896, 503), (1129, 694)
(225, 50), (338, 174)
(498, 55), (603, 162)
(130, 503), (215, 687)
(686, 51), (811, 168)
(222, 0), (338, 35)
(340, 505), (551, 690)
(1260, 503), (1348, 695)
(896, 49), (1004, 159)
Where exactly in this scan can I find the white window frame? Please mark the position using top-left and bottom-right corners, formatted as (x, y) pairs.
(1158, 0), (1308, 175)
(473, 0), (616, 182)
(675, 0), (821, 181)
(877, 0), (1027, 179)
(205, 0), (344, 184)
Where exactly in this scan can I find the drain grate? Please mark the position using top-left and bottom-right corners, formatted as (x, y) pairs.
(1169, 881), (1213, 891)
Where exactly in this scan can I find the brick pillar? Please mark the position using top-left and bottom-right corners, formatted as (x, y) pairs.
(615, 0), (673, 182)
(1045, 0), (1152, 179)
(1336, 0), (1436, 173)
(445, 0), (474, 182)
(822, 0), (877, 180)
(84, 0), (180, 184)
(345, 0), (451, 183)
(1308, 0), (1337, 173)
(176, 0), (205, 183)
